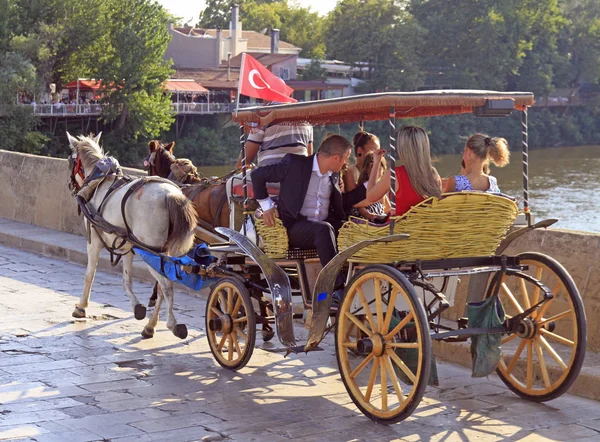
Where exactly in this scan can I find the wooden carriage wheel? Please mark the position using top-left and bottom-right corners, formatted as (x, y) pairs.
(206, 277), (256, 370)
(486, 252), (586, 401)
(335, 265), (431, 424)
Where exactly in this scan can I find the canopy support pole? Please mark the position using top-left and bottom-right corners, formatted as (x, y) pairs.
(240, 125), (249, 238)
(522, 108), (531, 226)
(388, 107), (397, 214)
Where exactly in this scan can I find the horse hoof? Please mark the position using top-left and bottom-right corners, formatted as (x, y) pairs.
(141, 327), (154, 339)
(134, 304), (147, 320)
(72, 307), (86, 318)
(173, 324), (188, 340)
(262, 328), (275, 342)
(148, 298), (156, 308)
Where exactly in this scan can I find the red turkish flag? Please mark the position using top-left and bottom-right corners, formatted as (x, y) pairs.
(238, 53), (297, 103)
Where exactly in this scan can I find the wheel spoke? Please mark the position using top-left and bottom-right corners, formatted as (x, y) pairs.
(540, 328), (574, 347)
(538, 309), (573, 326)
(502, 333), (519, 345)
(364, 357), (380, 402)
(218, 292), (227, 312)
(350, 353), (374, 379)
(374, 278), (383, 333)
(232, 330), (243, 355)
(502, 282), (524, 314)
(534, 340), (552, 389)
(231, 295), (242, 318)
(380, 357), (388, 412)
(235, 327), (248, 342)
(384, 312), (414, 340)
(233, 316), (247, 324)
(210, 306), (223, 317)
(345, 311), (372, 337)
(387, 348), (417, 384)
(505, 338), (527, 375)
(357, 287), (377, 332)
(343, 342), (358, 349)
(345, 322), (356, 342)
(386, 342), (420, 349)
(383, 354), (406, 405)
(227, 287), (233, 314)
(526, 340), (533, 389)
(382, 289), (399, 335)
(538, 335), (568, 370)
(227, 333), (234, 360)
(217, 333), (227, 352)
(519, 279), (531, 309)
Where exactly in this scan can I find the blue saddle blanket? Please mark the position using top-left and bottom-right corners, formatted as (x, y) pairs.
(133, 244), (217, 291)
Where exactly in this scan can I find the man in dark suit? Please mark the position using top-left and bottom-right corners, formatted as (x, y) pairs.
(251, 134), (389, 273)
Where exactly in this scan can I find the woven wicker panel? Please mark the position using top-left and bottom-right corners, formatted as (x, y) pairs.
(337, 192), (519, 263)
(254, 217), (289, 259)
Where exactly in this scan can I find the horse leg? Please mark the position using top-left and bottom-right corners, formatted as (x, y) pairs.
(121, 252), (146, 320)
(142, 283), (164, 339)
(148, 283), (158, 308)
(73, 233), (102, 318)
(145, 269), (187, 339)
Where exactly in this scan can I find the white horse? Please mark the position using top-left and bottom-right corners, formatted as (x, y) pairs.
(67, 132), (198, 339)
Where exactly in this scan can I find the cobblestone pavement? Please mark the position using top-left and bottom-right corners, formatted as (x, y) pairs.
(0, 245), (599, 442)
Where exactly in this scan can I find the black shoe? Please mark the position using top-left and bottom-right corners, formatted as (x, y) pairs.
(330, 289), (343, 312)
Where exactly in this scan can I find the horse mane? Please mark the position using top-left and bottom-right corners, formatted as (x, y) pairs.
(77, 135), (105, 172)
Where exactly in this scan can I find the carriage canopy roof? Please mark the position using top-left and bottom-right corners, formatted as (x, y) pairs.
(232, 90), (535, 128)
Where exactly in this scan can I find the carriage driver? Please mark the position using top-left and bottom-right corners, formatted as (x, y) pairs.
(252, 134), (390, 297)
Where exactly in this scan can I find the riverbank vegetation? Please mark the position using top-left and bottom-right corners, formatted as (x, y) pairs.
(0, 0), (599, 168)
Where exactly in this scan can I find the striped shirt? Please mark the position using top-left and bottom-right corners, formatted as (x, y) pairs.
(248, 123), (313, 166)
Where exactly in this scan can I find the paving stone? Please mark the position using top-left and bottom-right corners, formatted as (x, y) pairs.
(0, 242), (599, 442)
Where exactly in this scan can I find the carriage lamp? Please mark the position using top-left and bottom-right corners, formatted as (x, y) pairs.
(472, 99), (515, 117)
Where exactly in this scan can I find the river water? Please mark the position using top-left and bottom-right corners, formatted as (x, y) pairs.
(197, 145), (600, 233)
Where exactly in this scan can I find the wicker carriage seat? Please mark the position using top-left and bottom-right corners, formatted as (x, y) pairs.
(337, 192), (519, 263)
(253, 216), (319, 260)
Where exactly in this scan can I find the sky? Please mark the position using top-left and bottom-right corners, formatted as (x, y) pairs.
(156, 0), (339, 26)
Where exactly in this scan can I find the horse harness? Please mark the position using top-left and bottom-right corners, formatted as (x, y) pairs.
(73, 157), (178, 266)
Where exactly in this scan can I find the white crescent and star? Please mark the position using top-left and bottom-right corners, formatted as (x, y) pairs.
(248, 69), (270, 90)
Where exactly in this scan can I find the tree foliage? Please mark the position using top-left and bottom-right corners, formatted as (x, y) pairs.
(95, 0), (174, 140)
(326, 0), (424, 92)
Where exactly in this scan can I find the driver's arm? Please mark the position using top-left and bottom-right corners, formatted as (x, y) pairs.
(235, 141), (260, 169)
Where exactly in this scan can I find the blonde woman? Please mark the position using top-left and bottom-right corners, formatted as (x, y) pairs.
(444, 133), (510, 193)
(368, 126), (442, 216)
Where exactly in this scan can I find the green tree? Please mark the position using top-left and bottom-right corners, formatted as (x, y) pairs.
(95, 0), (174, 140)
(326, 0), (425, 92)
(411, 0), (564, 93)
(300, 59), (328, 81)
(556, 0), (600, 92)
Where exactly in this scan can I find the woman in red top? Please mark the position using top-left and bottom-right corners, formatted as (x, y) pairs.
(368, 126), (442, 216)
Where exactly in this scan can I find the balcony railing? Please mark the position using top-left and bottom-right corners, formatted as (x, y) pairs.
(19, 102), (255, 116)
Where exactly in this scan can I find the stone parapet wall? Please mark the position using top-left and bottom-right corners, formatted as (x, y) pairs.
(0, 149), (144, 236)
(1, 150), (598, 352)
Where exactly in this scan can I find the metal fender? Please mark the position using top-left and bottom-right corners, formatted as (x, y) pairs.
(305, 234), (409, 352)
(215, 227), (295, 348)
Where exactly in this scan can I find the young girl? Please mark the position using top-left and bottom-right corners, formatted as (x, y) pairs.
(351, 152), (391, 221)
(369, 126), (442, 216)
(344, 131), (380, 192)
(444, 133), (509, 193)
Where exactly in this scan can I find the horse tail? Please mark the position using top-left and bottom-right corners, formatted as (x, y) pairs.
(165, 193), (198, 256)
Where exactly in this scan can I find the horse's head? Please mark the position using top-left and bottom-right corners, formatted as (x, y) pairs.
(145, 140), (175, 178)
(67, 132), (102, 193)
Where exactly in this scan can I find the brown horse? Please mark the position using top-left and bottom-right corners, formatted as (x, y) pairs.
(145, 141), (232, 306)
(146, 140), (231, 231)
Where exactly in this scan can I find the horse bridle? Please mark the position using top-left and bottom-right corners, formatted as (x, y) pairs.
(68, 153), (85, 194)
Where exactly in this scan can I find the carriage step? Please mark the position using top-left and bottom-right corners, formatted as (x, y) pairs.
(441, 335), (470, 343)
(287, 345), (324, 354)
(457, 317), (469, 329)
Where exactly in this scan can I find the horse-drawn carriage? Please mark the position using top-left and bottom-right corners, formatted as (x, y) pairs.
(68, 90), (586, 425)
(199, 91), (586, 424)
